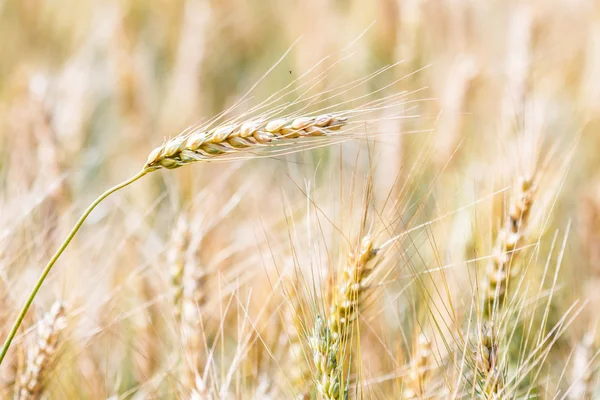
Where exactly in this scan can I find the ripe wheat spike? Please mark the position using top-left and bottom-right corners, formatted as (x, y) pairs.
(145, 114), (348, 170)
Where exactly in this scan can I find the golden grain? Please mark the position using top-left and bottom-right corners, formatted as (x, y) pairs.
(145, 114), (347, 170)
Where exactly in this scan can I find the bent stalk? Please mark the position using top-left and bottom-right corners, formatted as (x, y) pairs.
(0, 169), (150, 365)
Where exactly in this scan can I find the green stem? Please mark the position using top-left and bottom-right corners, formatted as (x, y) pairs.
(0, 168), (150, 365)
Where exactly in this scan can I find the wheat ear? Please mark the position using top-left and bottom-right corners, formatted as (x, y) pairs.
(169, 217), (191, 321)
(145, 114), (347, 170)
(276, 279), (308, 393)
(181, 257), (208, 391)
(403, 334), (434, 399)
(0, 113), (351, 365)
(309, 315), (342, 400)
(15, 302), (67, 400)
(473, 322), (504, 398)
(484, 176), (536, 316)
(329, 235), (378, 340)
(309, 235), (380, 400)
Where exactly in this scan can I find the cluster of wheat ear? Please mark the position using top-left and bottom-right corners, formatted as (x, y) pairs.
(3, 1), (599, 398)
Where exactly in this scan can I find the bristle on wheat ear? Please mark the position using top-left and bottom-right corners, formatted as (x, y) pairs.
(144, 114), (348, 170)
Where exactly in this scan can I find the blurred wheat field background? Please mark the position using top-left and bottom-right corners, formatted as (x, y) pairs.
(0, 0), (599, 399)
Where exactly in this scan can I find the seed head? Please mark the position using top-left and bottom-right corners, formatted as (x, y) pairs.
(144, 114), (347, 170)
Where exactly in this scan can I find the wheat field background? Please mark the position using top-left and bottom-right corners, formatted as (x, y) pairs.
(0, 0), (599, 399)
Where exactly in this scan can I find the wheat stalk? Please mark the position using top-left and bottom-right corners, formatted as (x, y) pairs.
(0, 171), (147, 365)
(15, 302), (67, 400)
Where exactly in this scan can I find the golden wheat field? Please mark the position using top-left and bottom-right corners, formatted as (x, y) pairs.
(1, 0), (600, 399)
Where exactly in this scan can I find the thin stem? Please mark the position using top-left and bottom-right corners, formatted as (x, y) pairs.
(0, 168), (151, 365)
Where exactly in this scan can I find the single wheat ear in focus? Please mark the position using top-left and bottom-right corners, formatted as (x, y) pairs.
(144, 114), (348, 170)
